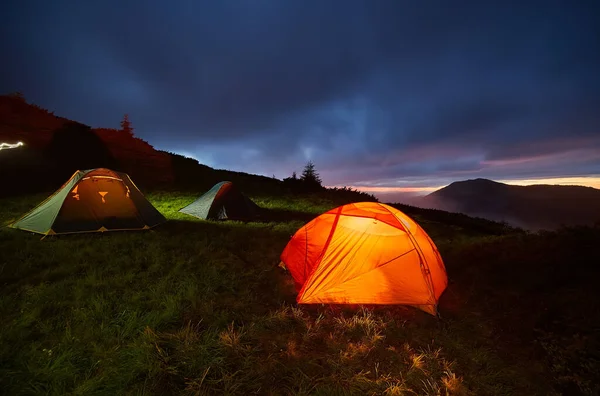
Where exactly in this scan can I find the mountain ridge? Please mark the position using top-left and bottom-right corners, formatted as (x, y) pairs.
(0, 93), (376, 202)
(419, 178), (600, 230)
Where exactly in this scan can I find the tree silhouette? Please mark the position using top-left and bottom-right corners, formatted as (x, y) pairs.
(291, 171), (297, 179)
(301, 160), (322, 187)
(8, 91), (25, 101)
(120, 114), (134, 136)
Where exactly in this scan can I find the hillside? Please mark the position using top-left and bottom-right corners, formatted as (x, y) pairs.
(0, 94), (174, 193)
(419, 178), (600, 230)
(1, 191), (599, 395)
(0, 94), (375, 202)
(0, 93), (68, 148)
(0, 94), (268, 193)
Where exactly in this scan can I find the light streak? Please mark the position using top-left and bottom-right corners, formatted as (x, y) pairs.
(0, 141), (24, 150)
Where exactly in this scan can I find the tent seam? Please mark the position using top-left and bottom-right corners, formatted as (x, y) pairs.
(380, 203), (438, 306)
(299, 206), (343, 302)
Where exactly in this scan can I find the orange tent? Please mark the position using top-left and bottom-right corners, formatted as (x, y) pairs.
(280, 202), (447, 315)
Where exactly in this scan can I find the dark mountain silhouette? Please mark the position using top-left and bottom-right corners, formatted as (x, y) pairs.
(0, 94), (172, 190)
(1, 120), (119, 196)
(93, 127), (173, 188)
(0, 94), (376, 202)
(46, 122), (119, 180)
(0, 93), (68, 148)
(419, 178), (600, 230)
(0, 93), (176, 190)
(165, 151), (284, 195)
(0, 94), (296, 195)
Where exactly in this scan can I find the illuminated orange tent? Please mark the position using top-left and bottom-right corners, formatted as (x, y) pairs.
(280, 202), (447, 315)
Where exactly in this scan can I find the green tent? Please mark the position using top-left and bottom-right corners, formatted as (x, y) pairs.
(179, 181), (260, 220)
(10, 168), (166, 235)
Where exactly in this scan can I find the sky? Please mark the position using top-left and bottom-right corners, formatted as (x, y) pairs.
(2, 0), (599, 202)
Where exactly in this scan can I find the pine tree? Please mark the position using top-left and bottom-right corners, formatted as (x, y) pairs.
(292, 171), (297, 179)
(301, 160), (322, 186)
(120, 114), (134, 136)
(9, 91), (25, 101)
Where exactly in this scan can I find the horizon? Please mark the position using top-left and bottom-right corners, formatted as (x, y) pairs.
(2, 102), (600, 203)
(332, 175), (600, 203)
(1, 1), (599, 191)
(2, 95), (600, 201)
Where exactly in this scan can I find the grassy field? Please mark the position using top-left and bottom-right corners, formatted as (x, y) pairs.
(1, 191), (598, 395)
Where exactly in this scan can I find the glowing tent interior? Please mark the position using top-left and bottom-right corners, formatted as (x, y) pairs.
(10, 168), (166, 235)
(280, 202), (448, 315)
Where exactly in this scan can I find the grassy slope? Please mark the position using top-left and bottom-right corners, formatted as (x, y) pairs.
(0, 192), (598, 395)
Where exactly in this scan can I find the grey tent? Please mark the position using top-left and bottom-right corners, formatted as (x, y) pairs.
(179, 181), (260, 220)
(10, 168), (166, 235)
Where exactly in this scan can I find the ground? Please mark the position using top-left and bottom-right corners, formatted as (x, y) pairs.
(1, 191), (598, 395)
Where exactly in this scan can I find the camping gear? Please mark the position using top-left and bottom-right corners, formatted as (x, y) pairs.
(280, 202), (447, 315)
(179, 181), (260, 220)
(10, 168), (165, 235)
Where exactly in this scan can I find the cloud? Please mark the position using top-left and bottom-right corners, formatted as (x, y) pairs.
(1, 0), (599, 187)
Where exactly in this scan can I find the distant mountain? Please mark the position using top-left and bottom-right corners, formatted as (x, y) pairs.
(419, 178), (600, 230)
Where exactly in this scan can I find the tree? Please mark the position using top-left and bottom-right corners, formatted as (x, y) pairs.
(291, 171), (297, 179)
(301, 160), (322, 187)
(120, 114), (134, 136)
(8, 91), (25, 101)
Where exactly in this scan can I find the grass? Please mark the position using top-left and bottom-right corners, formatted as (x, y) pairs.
(0, 191), (598, 395)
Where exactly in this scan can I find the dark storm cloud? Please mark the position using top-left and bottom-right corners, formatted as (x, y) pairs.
(1, 0), (599, 186)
